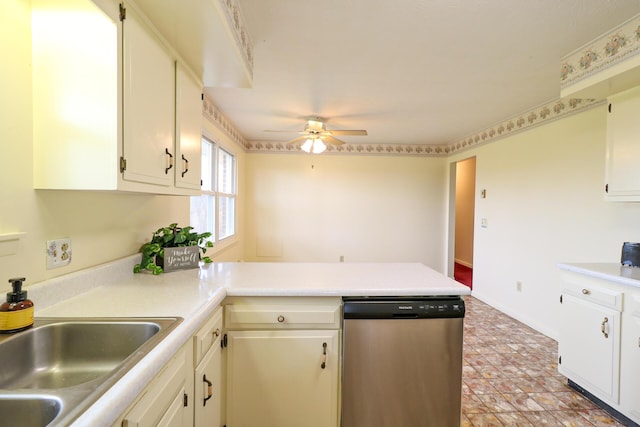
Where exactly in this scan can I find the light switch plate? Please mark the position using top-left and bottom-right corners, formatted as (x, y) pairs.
(46, 238), (72, 269)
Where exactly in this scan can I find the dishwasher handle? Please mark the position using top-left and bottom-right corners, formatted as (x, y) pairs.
(393, 313), (420, 319)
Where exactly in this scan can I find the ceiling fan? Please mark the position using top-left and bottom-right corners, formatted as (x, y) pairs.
(265, 118), (368, 153)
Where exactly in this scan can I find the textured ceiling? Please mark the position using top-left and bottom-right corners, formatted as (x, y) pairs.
(205, 0), (640, 151)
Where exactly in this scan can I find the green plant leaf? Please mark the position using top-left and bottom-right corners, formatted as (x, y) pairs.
(202, 256), (212, 263)
(174, 231), (187, 244)
(133, 264), (141, 273)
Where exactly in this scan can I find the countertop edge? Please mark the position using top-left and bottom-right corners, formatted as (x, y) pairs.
(225, 287), (471, 297)
(558, 262), (640, 289)
(70, 288), (227, 427)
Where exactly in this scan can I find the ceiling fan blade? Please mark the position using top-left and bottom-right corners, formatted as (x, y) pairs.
(323, 135), (345, 146)
(327, 130), (368, 136)
(286, 135), (309, 145)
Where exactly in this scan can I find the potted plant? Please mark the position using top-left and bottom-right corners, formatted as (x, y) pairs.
(134, 223), (213, 274)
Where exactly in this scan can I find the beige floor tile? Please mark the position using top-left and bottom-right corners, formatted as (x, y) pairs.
(462, 297), (623, 427)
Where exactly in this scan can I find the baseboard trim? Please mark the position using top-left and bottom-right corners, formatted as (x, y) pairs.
(454, 259), (473, 268)
(568, 380), (639, 427)
(470, 291), (557, 341)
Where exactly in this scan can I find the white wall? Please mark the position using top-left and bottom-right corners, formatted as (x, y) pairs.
(449, 104), (640, 339)
(243, 154), (448, 271)
(0, 0), (242, 289)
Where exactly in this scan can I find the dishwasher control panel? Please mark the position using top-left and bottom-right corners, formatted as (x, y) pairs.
(343, 297), (465, 319)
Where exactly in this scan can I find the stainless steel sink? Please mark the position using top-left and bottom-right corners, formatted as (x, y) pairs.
(0, 395), (62, 427)
(0, 317), (182, 426)
(0, 320), (163, 389)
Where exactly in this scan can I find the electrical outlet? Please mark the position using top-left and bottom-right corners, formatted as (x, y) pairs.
(516, 281), (523, 292)
(340, 255), (344, 262)
(46, 238), (72, 269)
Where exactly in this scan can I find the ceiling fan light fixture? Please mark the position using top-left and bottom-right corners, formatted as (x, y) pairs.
(300, 137), (326, 154)
(313, 139), (326, 154)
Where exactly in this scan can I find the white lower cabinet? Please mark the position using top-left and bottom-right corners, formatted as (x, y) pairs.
(121, 345), (192, 427)
(226, 329), (339, 427)
(619, 290), (640, 424)
(114, 298), (343, 427)
(193, 307), (224, 427)
(157, 387), (189, 427)
(224, 297), (341, 427)
(194, 343), (222, 426)
(558, 293), (621, 404)
(559, 269), (640, 424)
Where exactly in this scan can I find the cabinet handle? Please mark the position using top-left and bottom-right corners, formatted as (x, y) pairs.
(181, 154), (189, 177)
(601, 317), (609, 338)
(165, 148), (174, 174)
(581, 289), (591, 295)
(277, 315), (285, 323)
(321, 342), (327, 369)
(213, 328), (220, 338)
(203, 374), (213, 406)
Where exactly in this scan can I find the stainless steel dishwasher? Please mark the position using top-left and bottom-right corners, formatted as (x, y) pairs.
(341, 296), (465, 427)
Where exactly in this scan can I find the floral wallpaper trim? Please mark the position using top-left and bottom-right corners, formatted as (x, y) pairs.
(240, 97), (604, 156)
(202, 96), (250, 150)
(447, 97), (604, 155)
(217, 0), (254, 80)
(560, 13), (640, 90)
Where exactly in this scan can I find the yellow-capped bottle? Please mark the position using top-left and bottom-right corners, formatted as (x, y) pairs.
(0, 277), (34, 333)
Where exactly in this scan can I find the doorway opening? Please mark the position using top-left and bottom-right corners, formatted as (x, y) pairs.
(451, 157), (476, 289)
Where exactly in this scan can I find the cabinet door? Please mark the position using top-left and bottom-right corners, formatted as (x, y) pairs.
(32, 0), (119, 190)
(559, 294), (621, 403)
(227, 330), (339, 427)
(194, 343), (222, 427)
(122, 3), (175, 187)
(175, 62), (202, 191)
(619, 291), (640, 424)
(605, 85), (640, 200)
(123, 347), (188, 427)
(157, 387), (187, 427)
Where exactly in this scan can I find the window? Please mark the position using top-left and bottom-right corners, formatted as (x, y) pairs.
(190, 137), (237, 245)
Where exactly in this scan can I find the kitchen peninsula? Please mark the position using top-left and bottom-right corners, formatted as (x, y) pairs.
(25, 255), (470, 426)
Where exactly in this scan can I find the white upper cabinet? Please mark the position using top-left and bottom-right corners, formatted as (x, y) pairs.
(605, 85), (640, 201)
(32, 0), (201, 195)
(121, 3), (175, 188)
(32, 0), (119, 190)
(175, 62), (203, 191)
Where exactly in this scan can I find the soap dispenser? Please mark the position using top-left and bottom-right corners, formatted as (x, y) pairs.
(0, 277), (34, 333)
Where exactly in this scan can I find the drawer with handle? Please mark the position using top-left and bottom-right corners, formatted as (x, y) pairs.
(225, 298), (341, 330)
(560, 271), (623, 311)
(194, 307), (223, 364)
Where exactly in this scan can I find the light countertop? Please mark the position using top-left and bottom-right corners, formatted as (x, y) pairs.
(558, 262), (640, 289)
(24, 255), (470, 426)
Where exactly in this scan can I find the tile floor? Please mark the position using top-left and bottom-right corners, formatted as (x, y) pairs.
(461, 296), (627, 427)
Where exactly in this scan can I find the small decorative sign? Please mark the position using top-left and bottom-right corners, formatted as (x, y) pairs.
(158, 246), (200, 272)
